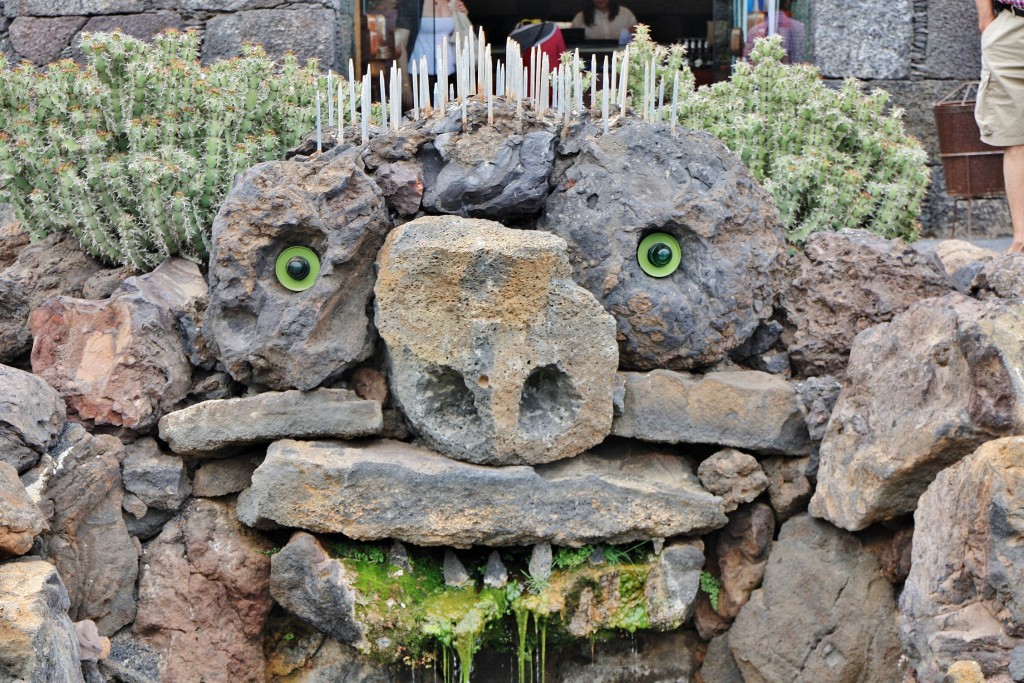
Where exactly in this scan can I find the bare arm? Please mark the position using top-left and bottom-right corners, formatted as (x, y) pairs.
(976, 0), (996, 32)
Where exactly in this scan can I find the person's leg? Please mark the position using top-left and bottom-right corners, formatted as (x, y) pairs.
(1007, 144), (1024, 253)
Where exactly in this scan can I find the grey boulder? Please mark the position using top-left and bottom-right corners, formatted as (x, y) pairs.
(0, 363), (66, 473)
(121, 438), (190, 512)
(540, 119), (786, 370)
(238, 438), (727, 547)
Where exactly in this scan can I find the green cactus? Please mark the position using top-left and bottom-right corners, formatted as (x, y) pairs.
(0, 30), (328, 270)
(626, 32), (929, 243)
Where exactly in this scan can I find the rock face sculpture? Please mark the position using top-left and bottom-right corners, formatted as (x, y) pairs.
(375, 215), (618, 465)
(205, 148), (391, 390)
(540, 119), (787, 370)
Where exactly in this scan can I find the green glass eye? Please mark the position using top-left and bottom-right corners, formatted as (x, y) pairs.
(637, 233), (681, 277)
(275, 246), (320, 291)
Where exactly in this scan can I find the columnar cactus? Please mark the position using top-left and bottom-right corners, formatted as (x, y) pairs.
(0, 31), (329, 269)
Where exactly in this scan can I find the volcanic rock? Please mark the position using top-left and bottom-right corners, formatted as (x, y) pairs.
(781, 229), (950, 378)
(613, 369), (811, 455)
(375, 216), (618, 466)
(121, 438), (190, 512)
(0, 363), (66, 473)
(205, 149), (391, 390)
(540, 119), (786, 370)
(0, 461), (46, 558)
(760, 456), (813, 520)
(237, 439), (726, 546)
(809, 293), (1024, 531)
(697, 449), (769, 513)
(191, 454), (262, 497)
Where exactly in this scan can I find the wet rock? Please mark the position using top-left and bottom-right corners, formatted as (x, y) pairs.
(375, 216), (617, 466)
(793, 375), (841, 443)
(266, 636), (391, 683)
(781, 229), (950, 378)
(613, 370), (812, 455)
(697, 450), (769, 513)
(713, 503), (774, 623)
(237, 439), (727, 546)
(483, 551), (508, 588)
(644, 543), (704, 630)
(270, 531), (365, 646)
(422, 127), (557, 218)
(540, 119), (786, 370)
(0, 363), (66, 473)
(809, 293), (1024, 531)
(0, 558), (83, 683)
(191, 454), (262, 497)
(528, 541), (553, 583)
(900, 437), (1024, 680)
(729, 515), (901, 683)
(0, 461), (46, 557)
(443, 549), (471, 587)
(546, 629), (700, 682)
(205, 151), (391, 390)
(932, 239), (997, 276)
(0, 204), (29, 270)
(32, 425), (138, 635)
(134, 497), (274, 683)
(29, 279), (193, 432)
(374, 160), (424, 216)
(0, 234), (104, 363)
(159, 389), (382, 456)
(761, 456), (813, 520)
(75, 620), (110, 662)
(121, 438), (190, 512)
(967, 254), (1024, 300)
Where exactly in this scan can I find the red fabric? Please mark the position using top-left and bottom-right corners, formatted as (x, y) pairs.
(512, 22), (565, 74)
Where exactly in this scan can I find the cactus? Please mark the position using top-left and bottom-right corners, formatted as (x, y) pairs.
(0, 31), (327, 270)
(626, 32), (929, 243)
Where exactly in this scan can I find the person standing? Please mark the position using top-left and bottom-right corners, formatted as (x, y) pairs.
(394, 0), (469, 107)
(571, 0), (637, 41)
(743, 0), (805, 64)
(975, 0), (1024, 253)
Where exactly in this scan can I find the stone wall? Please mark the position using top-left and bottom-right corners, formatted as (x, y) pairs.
(811, 0), (1012, 238)
(0, 0), (353, 72)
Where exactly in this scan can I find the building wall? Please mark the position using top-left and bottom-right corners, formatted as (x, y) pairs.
(809, 0), (1011, 238)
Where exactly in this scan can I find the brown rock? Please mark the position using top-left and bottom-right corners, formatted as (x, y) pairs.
(31, 425), (138, 635)
(781, 229), (950, 378)
(375, 160), (424, 216)
(900, 437), (1024, 680)
(761, 456), (813, 520)
(697, 449), (769, 513)
(29, 290), (192, 432)
(192, 454), (261, 497)
(0, 461), (46, 557)
(0, 234), (104, 363)
(0, 363), (66, 473)
(0, 204), (29, 270)
(715, 503), (774, 620)
(809, 294), (1024, 531)
(349, 367), (389, 404)
(932, 239), (997, 276)
(9, 15), (86, 65)
(880, 525), (913, 584)
(135, 497), (274, 683)
(0, 558), (83, 683)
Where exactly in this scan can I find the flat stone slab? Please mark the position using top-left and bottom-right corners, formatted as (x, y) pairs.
(612, 370), (812, 455)
(237, 439), (727, 547)
(158, 389), (382, 457)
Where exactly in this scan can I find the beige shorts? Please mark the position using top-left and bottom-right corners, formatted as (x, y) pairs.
(976, 9), (1024, 147)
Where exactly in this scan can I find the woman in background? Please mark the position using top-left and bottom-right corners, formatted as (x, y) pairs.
(572, 0), (637, 41)
(395, 0), (469, 106)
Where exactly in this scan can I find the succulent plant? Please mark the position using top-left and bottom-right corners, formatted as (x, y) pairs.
(627, 32), (929, 243)
(0, 30), (329, 269)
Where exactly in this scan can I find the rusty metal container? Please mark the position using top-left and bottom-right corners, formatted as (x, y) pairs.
(934, 82), (1005, 198)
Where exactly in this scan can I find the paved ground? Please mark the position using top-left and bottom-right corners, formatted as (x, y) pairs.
(915, 236), (1011, 253)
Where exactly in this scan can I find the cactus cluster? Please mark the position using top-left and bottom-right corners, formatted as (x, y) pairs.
(0, 31), (327, 269)
(636, 34), (929, 243)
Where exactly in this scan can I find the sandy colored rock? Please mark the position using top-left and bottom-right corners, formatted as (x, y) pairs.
(0, 363), (66, 473)
(0, 461), (46, 557)
(540, 119), (786, 370)
(0, 234), (104, 363)
(932, 239), (998, 276)
(238, 439), (727, 547)
(697, 449), (769, 513)
(0, 558), (83, 683)
(375, 216), (618, 465)
(159, 389), (382, 457)
(901, 437), (1024, 681)
(810, 294), (1024, 531)
(761, 456), (813, 520)
(729, 515), (901, 683)
(945, 661), (986, 683)
(31, 425), (138, 635)
(205, 144), (390, 391)
(135, 497), (274, 683)
(613, 369), (811, 455)
(781, 229), (950, 378)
